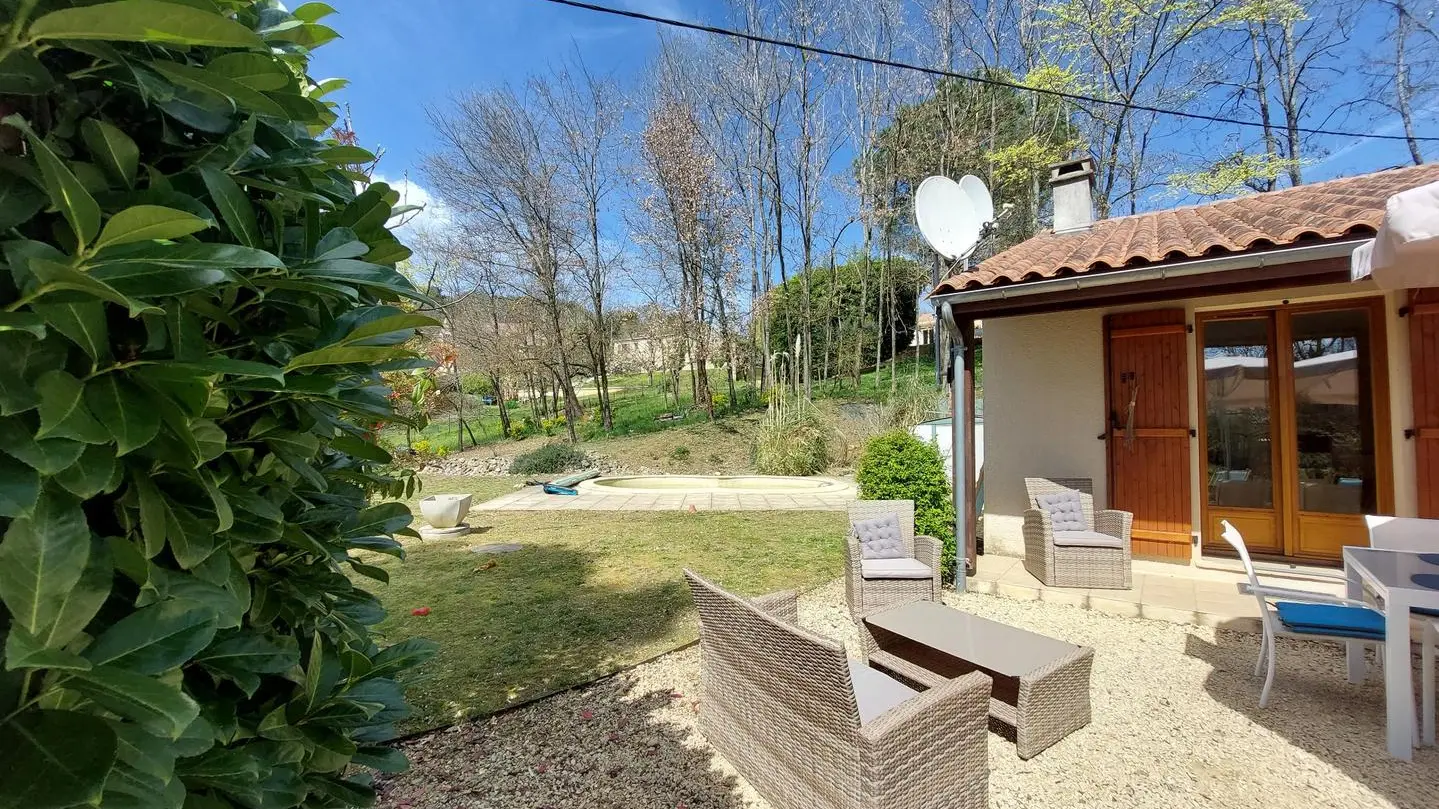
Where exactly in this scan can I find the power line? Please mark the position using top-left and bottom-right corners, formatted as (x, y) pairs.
(536, 0), (1439, 143)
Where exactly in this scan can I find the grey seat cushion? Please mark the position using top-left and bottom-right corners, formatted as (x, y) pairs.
(853, 513), (905, 559)
(860, 558), (933, 580)
(848, 660), (918, 724)
(1052, 529), (1124, 549)
(1037, 491), (1087, 532)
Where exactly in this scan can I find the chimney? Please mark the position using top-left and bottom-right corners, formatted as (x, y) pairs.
(1049, 157), (1095, 234)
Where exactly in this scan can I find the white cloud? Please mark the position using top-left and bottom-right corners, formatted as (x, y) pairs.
(371, 174), (453, 240)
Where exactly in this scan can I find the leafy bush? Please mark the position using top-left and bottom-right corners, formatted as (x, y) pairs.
(856, 431), (958, 582)
(670, 445), (691, 460)
(460, 373), (494, 396)
(509, 444), (589, 476)
(0, 4), (435, 808)
(754, 393), (831, 476)
(507, 418), (533, 440)
(539, 413), (566, 436)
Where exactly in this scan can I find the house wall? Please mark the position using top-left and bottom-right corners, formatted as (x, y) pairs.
(981, 310), (1107, 557)
(981, 280), (1417, 560)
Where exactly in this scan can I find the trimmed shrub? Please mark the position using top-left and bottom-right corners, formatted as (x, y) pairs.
(754, 394), (831, 476)
(0, 4), (434, 808)
(856, 431), (958, 582)
(509, 444), (589, 476)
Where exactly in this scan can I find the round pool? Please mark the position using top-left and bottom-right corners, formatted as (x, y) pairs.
(580, 475), (852, 494)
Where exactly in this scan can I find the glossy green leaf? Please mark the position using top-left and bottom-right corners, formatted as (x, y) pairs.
(89, 263), (230, 297)
(208, 52), (291, 91)
(86, 600), (218, 674)
(35, 370), (108, 443)
(172, 358), (285, 381)
(286, 345), (405, 370)
(0, 416), (85, 475)
(150, 61), (289, 119)
(28, 302), (109, 362)
(95, 206), (209, 251)
(0, 487), (91, 636)
(293, 2), (338, 22)
(29, 259), (158, 317)
(13, 120), (100, 247)
(197, 167), (263, 249)
(29, 1), (266, 47)
(336, 313), (439, 346)
(0, 710), (117, 809)
(0, 313), (45, 339)
(68, 666), (200, 738)
(4, 626), (93, 670)
(312, 227), (367, 261)
(0, 453), (40, 518)
(90, 241), (284, 269)
(0, 174), (47, 231)
(0, 50), (54, 95)
(351, 746), (408, 774)
(54, 443), (118, 500)
(81, 120), (140, 189)
(39, 537), (112, 650)
(85, 375), (161, 455)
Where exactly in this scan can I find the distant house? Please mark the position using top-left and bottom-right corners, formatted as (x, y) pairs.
(929, 159), (1439, 568)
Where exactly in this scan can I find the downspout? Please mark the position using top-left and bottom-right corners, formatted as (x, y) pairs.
(940, 301), (976, 590)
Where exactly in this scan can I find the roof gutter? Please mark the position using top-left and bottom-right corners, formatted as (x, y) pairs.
(929, 239), (1369, 308)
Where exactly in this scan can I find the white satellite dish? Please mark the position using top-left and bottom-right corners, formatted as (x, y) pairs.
(959, 174), (995, 227)
(914, 175), (979, 260)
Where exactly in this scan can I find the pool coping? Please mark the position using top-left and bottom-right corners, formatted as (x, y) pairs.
(576, 474), (855, 496)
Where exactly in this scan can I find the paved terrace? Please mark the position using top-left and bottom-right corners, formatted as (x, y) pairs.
(970, 553), (1350, 633)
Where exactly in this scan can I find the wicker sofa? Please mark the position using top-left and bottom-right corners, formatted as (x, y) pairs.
(684, 570), (990, 809)
(1022, 477), (1133, 589)
(844, 500), (942, 616)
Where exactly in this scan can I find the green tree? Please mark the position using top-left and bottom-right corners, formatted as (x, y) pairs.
(856, 431), (958, 583)
(859, 72), (1078, 249)
(765, 256), (926, 387)
(0, 3), (435, 807)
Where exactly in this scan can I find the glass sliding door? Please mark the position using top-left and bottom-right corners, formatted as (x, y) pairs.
(1199, 299), (1391, 562)
(1203, 316), (1282, 554)
(1288, 306), (1385, 558)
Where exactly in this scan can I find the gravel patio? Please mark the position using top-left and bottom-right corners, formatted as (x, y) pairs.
(377, 580), (1439, 809)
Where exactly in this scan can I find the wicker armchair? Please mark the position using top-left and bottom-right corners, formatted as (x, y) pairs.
(684, 570), (991, 809)
(1022, 478), (1132, 589)
(845, 500), (942, 616)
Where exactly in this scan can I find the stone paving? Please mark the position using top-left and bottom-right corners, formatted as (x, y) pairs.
(473, 483), (857, 512)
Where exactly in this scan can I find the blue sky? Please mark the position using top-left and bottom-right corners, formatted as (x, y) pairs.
(310, 0), (711, 233)
(311, 0), (1436, 244)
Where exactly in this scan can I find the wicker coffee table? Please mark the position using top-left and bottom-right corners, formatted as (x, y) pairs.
(860, 601), (1094, 758)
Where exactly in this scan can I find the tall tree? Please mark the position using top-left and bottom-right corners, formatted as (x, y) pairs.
(425, 87), (583, 441)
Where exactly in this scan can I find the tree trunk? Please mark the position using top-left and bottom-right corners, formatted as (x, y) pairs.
(1394, 0), (1425, 165)
(490, 373), (512, 435)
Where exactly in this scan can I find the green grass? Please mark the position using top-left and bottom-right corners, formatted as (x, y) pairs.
(364, 475), (846, 732)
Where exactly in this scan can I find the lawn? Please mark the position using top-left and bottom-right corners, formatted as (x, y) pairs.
(365, 477), (847, 733)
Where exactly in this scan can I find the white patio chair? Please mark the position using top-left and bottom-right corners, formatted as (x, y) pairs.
(1365, 515), (1439, 746)
(1220, 520), (1387, 708)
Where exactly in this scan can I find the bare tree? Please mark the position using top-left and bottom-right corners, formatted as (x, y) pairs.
(425, 87), (583, 441)
(536, 55), (624, 430)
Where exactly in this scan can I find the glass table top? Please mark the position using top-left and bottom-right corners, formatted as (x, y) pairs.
(1344, 547), (1439, 593)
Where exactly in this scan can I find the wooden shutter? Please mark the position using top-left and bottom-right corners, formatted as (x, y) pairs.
(1411, 290), (1439, 519)
(1105, 309), (1192, 560)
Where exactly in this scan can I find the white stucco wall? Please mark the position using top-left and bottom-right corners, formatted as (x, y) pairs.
(981, 310), (1107, 556)
(979, 280), (1419, 561)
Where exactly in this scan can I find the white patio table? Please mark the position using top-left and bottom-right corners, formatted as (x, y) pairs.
(1343, 546), (1439, 760)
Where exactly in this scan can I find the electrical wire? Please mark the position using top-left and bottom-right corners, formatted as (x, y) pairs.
(535, 0), (1439, 143)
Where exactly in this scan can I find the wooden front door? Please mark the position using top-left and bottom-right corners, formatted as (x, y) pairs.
(1412, 290), (1439, 519)
(1105, 310), (1193, 561)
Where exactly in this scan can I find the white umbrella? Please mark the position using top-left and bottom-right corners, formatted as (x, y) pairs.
(1351, 179), (1439, 289)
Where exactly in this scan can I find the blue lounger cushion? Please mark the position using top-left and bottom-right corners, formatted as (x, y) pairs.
(1275, 602), (1386, 639)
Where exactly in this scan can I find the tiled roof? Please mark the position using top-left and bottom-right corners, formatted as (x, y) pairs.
(932, 163), (1439, 295)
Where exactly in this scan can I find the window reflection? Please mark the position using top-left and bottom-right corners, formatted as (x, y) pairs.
(1291, 309), (1376, 515)
(1204, 318), (1274, 509)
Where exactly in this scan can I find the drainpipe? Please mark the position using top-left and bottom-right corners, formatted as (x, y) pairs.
(941, 302), (976, 590)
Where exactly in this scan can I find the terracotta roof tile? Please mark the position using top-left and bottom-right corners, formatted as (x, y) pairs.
(932, 163), (1439, 295)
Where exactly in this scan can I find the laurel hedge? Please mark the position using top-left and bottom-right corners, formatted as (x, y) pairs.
(0, 3), (436, 808)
